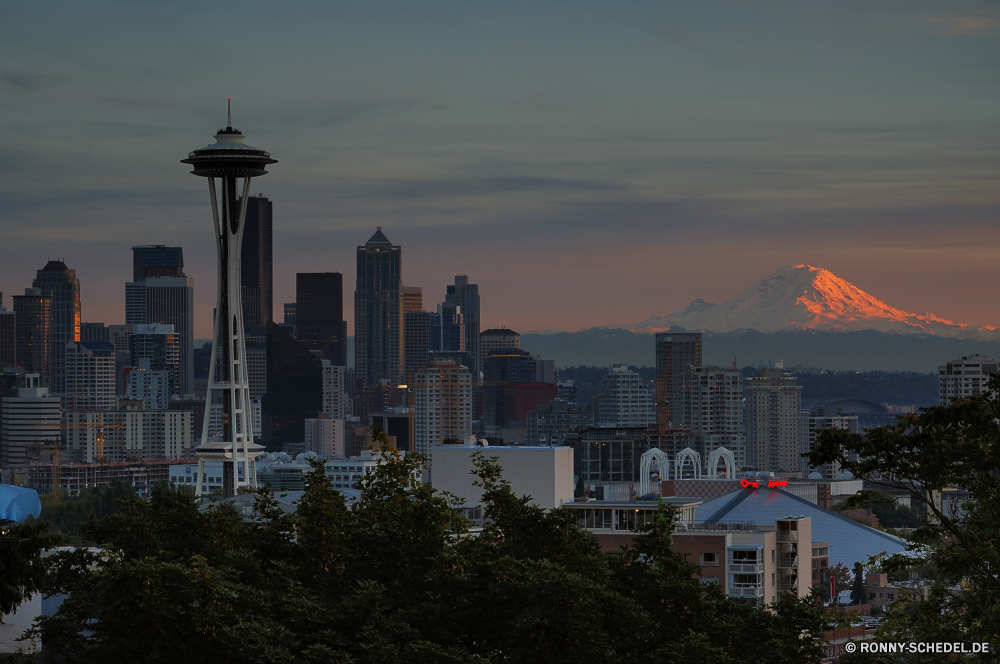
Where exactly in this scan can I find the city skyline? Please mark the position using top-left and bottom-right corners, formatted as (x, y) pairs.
(1, 1), (997, 337)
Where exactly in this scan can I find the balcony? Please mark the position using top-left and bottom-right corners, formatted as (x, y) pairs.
(728, 563), (764, 573)
(729, 585), (765, 598)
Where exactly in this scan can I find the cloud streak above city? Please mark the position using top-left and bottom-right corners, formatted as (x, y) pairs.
(1, 0), (997, 337)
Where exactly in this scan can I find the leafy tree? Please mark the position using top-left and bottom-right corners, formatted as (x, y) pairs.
(809, 375), (1000, 662)
(849, 562), (865, 605)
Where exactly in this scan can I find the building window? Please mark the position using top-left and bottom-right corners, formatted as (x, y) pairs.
(701, 552), (719, 566)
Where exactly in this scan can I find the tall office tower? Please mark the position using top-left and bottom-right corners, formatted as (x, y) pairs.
(654, 332), (702, 426)
(403, 286), (422, 314)
(262, 322), (322, 446)
(321, 359), (348, 419)
(244, 328), (267, 400)
(64, 341), (117, 410)
(240, 194), (273, 326)
(678, 365), (746, 470)
(413, 360), (472, 454)
(403, 310), (432, 384)
(296, 272), (345, 365)
(503, 382), (558, 430)
(0, 309), (14, 368)
(12, 288), (53, 387)
(355, 227), (403, 388)
(430, 302), (465, 354)
(482, 348), (536, 437)
(132, 245), (184, 281)
(480, 328), (519, 363)
(32, 260), (81, 394)
(126, 359), (173, 409)
(446, 275), (480, 383)
(81, 322), (110, 343)
(598, 365), (654, 427)
(129, 324), (181, 397)
(283, 303), (296, 326)
(108, 324), (134, 396)
(938, 354), (998, 404)
(745, 369), (802, 473)
(533, 357), (557, 384)
(1, 374), (62, 467)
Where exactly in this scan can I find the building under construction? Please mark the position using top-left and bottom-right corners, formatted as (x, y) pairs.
(4, 458), (194, 497)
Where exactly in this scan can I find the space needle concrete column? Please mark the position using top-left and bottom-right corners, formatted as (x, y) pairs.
(182, 102), (277, 497)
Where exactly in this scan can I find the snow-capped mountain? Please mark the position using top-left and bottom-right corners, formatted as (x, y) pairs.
(625, 264), (996, 338)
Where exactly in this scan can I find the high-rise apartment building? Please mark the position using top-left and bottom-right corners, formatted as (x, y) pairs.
(413, 361), (472, 454)
(321, 360), (349, 420)
(598, 365), (654, 427)
(129, 324), (181, 397)
(654, 332), (702, 425)
(526, 399), (594, 445)
(800, 409), (858, 478)
(355, 227), (403, 388)
(64, 403), (193, 463)
(81, 322), (110, 344)
(64, 341), (117, 410)
(678, 365), (746, 469)
(32, 260), (81, 394)
(12, 288), (53, 388)
(0, 374), (61, 468)
(403, 310), (432, 384)
(125, 360), (173, 410)
(402, 286), (422, 314)
(240, 195), (273, 327)
(938, 354), (998, 405)
(126, 247), (193, 395)
(296, 272), (345, 366)
(447, 276), (480, 383)
(745, 369), (802, 473)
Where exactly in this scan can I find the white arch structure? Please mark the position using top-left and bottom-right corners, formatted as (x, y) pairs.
(675, 447), (702, 480)
(639, 448), (671, 497)
(706, 447), (736, 479)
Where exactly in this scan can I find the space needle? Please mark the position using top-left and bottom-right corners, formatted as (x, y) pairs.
(182, 101), (276, 497)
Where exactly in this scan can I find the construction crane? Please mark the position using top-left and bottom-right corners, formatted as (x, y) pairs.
(33, 409), (122, 462)
(25, 441), (62, 493)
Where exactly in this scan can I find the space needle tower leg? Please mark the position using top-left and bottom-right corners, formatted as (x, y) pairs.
(183, 102), (276, 499)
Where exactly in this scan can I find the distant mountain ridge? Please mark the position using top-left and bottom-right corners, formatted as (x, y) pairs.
(620, 264), (998, 339)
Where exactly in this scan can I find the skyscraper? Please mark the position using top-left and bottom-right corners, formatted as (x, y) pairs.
(64, 341), (117, 410)
(413, 361), (472, 454)
(403, 286), (422, 314)
(240, 195), (273, 326)
(0, 308), (14, 369)
(126, 270), (194, 395)
(129, 324), (181, 397)
(296, 272), (345, 365)
(745, 369), (802, 473)
(262, 322), (322, 446)
(403, 310), (432, 384)
(678, 365), (746, 469)
(482, 348), (536, 437)
(447, 275), (480, 382)
(32, 260), (81, 394)
(598, 365), (654, 427)
(132, 245), (184, 281)
(12, 288), (53, 388)
(654, 332), (702, 426)
(355, 227), (403, 388)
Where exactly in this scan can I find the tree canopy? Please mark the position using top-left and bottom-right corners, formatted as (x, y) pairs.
(16, 449), (828, 663)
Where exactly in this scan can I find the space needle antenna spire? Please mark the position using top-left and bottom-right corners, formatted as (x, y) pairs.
(227, 97), (232, 129)
(181, 101), (277, 498)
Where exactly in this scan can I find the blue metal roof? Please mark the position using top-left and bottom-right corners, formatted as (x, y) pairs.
(696, 487), (908, 570)
(0, 484), (41, 523)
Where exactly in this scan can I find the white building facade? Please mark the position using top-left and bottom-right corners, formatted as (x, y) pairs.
(939, 354), (998, 405)
(413, 361), (473, 454)
(598, 365), (654, 427)
(0, 375), (62, 467)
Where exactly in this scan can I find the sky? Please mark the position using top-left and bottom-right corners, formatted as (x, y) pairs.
(1, 0), (997, 338)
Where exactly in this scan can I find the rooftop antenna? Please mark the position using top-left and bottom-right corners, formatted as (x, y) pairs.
(227, 97), (232, 129)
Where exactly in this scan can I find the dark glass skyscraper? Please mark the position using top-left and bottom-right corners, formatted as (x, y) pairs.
(403, 310), (432, 384)
(32, 260), (81, 394)
(132, 246), (184, 281)
(0, 310), (15, 369)
(12, 288), (53, 386)
(262, 322), (322, 446)
(355, 227), (403, 388)
(296, 272), (345, 366)
(447, 275), (480, 382)
(240, 195), (273, 327)
(482, 348), (536, 436)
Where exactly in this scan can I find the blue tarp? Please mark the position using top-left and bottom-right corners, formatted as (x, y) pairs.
(0, 484), (42, 523)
